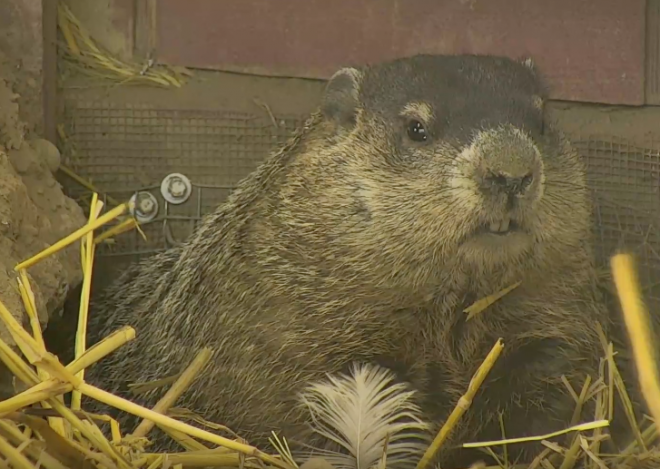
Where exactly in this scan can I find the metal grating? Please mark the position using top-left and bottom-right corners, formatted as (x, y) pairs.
(60, 101), (306, 259)
(60, 100), (660, 304)
(572, 136), (660, 304)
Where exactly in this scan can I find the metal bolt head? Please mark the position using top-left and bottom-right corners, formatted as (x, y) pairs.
(139, 198), (155, 214)
(136, 192), (156, 215)
(160, 173), (192, 205)
(168, 177), (187, 198)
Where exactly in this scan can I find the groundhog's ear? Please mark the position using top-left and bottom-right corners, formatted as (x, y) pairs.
(321, 67), (363, 128)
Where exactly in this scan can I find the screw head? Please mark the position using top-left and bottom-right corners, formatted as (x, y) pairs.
(168, 177), (187, 198)
(160, 173), (192, 205)
(135, 192), (156, 216)
(138, 197), (155, 214)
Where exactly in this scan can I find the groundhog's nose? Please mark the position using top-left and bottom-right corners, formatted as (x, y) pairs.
(484, 171), (534, 196)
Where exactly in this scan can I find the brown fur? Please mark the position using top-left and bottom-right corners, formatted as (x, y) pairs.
(85, 54), (612, 467)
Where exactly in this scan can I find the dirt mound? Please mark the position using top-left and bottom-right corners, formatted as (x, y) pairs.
(0, 61), (85, 397)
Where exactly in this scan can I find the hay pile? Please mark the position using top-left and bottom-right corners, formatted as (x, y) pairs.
(0, 194), (658, 469)
(57, 3), (192, 88)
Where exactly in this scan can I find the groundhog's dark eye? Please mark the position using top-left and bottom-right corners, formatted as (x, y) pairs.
(406, 120), (428, 142)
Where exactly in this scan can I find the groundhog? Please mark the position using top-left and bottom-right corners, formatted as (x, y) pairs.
(84, 54), (611, 467)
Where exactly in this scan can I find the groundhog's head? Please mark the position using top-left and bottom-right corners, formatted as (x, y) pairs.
(283, 54), (591, 284)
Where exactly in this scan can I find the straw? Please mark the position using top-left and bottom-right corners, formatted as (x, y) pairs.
(462, 420), (609, 449)
(0, 337), (131, 468)
(416, 339), (505, 469)
(0, 419), (70, 469)
(76, 382), (294, 469)
(464, 282), (522, 320)
(0, 326), (135, 415)
(94, 217), (139, 245)
(16, 270), (69, 437)
(14, 202), (129, 271)
(58, 165), (122, 208)
(131, 347), (213, 438)
(72, 194), (104, 411)
(57, 3), (191, 88)
(0, 291), (293, 469)
(610, 254), (660, 428)
(0, 432), (34, 469)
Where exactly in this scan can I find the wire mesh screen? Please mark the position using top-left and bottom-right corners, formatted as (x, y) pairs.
(572, 136), (660, 305)
(59, 99), (660, 304)
(60, 100), (306, 259)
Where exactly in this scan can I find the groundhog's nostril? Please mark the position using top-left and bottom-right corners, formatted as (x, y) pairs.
(486, 171), (534, 195)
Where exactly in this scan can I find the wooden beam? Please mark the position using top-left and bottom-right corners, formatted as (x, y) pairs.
(134, 0), (157, 60)
(42, 0), (58, 143)
(646, 0), (660, 104)
(154, 0), (646, 105)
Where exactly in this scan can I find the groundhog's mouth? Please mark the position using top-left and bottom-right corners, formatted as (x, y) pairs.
(462, 217), (531, 252)
(480, 218), (521, 236)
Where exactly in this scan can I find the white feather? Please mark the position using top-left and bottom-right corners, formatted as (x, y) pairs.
(297, 363), (431, 469)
